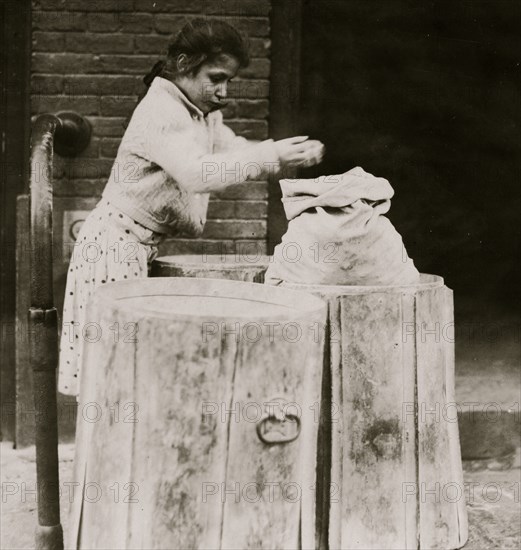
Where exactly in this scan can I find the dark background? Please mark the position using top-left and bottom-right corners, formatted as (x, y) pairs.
(297, 0), (520, 308)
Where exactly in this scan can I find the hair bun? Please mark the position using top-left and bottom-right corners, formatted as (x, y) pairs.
(143, 60), (166, 88)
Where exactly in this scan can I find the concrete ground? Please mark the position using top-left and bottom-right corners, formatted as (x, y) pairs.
(1, 443), (74, 550)
(1, 440), (519, 550)
(463, 458), (521, 549)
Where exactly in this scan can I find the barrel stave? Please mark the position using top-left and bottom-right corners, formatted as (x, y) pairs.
(416, 286), (468, 550)
(340, 292), (413, 549)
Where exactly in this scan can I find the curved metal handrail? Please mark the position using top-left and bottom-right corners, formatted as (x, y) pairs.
(28, 112), (91, 550)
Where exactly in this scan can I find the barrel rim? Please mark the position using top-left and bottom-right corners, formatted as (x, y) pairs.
(280, 273), (445, 294)
(90, 276), (327, 321)
(152, 254), (272, 269)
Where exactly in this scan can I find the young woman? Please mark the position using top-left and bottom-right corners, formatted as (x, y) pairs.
(58, 18), (324, 396)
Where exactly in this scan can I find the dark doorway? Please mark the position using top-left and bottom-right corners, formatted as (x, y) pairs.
(298, 0), (520, 307)
(1, 0), (32, 441)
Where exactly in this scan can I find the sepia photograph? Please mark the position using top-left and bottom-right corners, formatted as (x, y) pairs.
(1, 0), (519, 548)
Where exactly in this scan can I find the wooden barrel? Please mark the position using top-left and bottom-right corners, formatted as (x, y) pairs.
(68, 277), (327, 550)
(283, 274), (469, 550)
(151, 254), (271, 283)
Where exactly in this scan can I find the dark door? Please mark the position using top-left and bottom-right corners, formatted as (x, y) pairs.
(1, 0), (31, 441)
(297, 0), (520, 304)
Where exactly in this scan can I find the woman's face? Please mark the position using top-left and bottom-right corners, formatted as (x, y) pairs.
(176, 53), (240, 115)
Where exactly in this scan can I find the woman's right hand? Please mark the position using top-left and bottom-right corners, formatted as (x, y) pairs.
(274, 136), (324, 168)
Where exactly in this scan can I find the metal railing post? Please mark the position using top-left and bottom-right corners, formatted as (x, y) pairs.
(28, 112), (91, 550)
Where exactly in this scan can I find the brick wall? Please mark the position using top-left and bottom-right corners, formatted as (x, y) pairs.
(31, 0), (272, 257)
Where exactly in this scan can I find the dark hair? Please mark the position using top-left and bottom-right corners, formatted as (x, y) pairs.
(143, 18), (250, 88)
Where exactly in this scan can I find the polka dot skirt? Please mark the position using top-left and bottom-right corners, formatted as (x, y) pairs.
(58, 199), (166, 397)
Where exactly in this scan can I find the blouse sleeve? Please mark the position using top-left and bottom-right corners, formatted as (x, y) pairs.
(143, 105), (280, 194)
(213, 115), (250, 152)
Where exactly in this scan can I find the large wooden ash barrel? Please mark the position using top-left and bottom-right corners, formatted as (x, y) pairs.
(68, 278), (327, 550)
(282, 274), (468, 550)
(151, 254), (271, 282)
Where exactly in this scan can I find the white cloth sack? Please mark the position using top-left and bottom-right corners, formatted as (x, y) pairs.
(264, 166), (420, 286)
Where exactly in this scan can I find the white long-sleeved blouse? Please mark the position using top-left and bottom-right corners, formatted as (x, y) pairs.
(101, 76), (280, 236)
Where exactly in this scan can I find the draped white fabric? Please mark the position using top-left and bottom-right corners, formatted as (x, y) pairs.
(265, 167), (420, 286)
